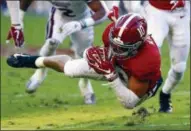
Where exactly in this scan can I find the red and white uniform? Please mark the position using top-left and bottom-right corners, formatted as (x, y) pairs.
(103, 23), (161, 92)
(144, 0), (190, 66)
(64, 23), (162, 97)
(150, 0), (178, 10)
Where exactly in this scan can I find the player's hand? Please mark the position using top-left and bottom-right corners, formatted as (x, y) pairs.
(170, 0), (185, 11)
(108, 6), (119, 22)
(6, 25), (24, 47)
(62, 21), (82, 37)
(86, 46), (117, 81)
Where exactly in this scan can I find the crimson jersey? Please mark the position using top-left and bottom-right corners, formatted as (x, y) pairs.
(102, 23), (161, 90)
(149, 0), (182, 10)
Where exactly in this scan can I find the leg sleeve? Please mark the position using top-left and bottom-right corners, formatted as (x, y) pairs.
(64, 58), (105, 80)
(170, 8), (190, 73)
(70, 26), (94, 58)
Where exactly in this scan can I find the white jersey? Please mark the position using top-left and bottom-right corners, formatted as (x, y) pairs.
(49, 0), (92, 19)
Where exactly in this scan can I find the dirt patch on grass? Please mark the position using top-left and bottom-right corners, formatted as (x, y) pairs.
(0, 44), (74, 57)
(124, 107), (150, 126)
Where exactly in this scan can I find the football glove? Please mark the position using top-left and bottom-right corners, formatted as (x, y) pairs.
(86, 46), (117, 82)
(6, 25), (24, 47)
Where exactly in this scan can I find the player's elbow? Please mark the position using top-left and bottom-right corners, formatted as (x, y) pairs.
(121, 101), (137, 109)
(100, 7), (107, 17)
(93, 7), (107, 22)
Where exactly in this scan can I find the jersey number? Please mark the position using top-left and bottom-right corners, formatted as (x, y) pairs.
(59, 8), (76, 17)
(137, 25), (145, 38)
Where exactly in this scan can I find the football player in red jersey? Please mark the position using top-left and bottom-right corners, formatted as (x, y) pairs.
(6, 0), (24, 47)
(6, 10), (163, 109)
(145, 0), (190, 113)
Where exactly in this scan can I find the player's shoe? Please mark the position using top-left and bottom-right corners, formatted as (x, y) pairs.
(159, 91), (173, 113)
(7, 53), (39, 68)
(78, 79), (96, 105)
(26, 68), (47, 94)
(84, 93), (96, 105)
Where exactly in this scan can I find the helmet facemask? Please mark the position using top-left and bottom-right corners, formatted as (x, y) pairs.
(109, 28), (143, 59)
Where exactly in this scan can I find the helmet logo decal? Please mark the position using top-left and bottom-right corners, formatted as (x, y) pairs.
(118, 14), (137, 38)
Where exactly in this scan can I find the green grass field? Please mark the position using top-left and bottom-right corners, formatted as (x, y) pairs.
(1, 13), (190, 130)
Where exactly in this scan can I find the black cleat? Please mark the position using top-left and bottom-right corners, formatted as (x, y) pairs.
(159, 91), (173, 113)
(7, 53), (39, 69)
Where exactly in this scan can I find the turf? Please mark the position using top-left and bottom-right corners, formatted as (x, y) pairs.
(1, 13), (190, 130)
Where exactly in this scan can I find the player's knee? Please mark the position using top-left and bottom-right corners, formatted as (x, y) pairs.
(172, 62), (186, 73)
(46, 38), (60, 50)
(64, 60), (76, 77)
(171, 62), (186, 80)
(64, 59), (89, 78)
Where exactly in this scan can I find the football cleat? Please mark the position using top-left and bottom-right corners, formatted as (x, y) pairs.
(159, 91), (173, 113)
(84, 93), (96, 105)
(26, 68), (47, 94)
(7, 53), (39, 68)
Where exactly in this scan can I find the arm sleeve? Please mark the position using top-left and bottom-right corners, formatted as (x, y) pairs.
(6, 0), (20, 25)
(80, 0), (107, 28)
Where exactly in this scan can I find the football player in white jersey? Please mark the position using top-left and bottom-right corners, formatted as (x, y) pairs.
(144, 0), (190, 112)
(13, 0), (107, 104)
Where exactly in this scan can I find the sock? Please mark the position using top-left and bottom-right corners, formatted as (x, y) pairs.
(35, 57), (45, 68)
(39, 39), (59, 56)
(78, 78), (94, 96)
(162, 69), (181, 94)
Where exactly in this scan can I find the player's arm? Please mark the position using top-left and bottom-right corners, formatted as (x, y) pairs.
(81, 0), (107, 28)
(6, 0), (20, 25)
(61, 0), (107, 37)
(128, 76), (149, 98)
(19, 0), (34, 25)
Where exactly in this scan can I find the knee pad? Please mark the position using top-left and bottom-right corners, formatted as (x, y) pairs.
(40, 38), (61, 56)
(82, 47), (90, 60)
(170, 62), (186, 80)
(64, 59), (90, 78)
(172, 62), (186, 73)
(47, 38), (60, 50)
